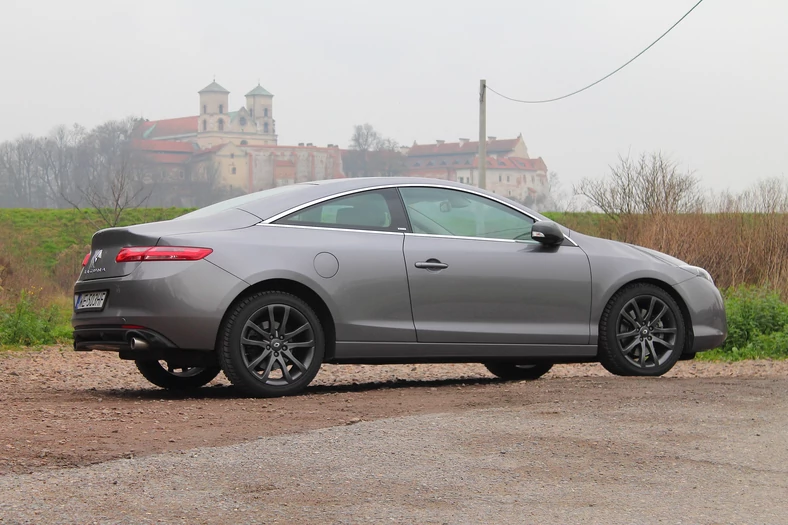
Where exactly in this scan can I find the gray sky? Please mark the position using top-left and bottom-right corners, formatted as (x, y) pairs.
(1, 0), (785, 192)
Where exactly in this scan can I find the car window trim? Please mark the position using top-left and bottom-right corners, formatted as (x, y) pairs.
(261, 182), (578, 246)
(271, 188), (409, 233)
(261, 223), (405, 236)
(405, 232), (536, 244)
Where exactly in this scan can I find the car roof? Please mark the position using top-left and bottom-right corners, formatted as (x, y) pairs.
(181, 177), (549, 223)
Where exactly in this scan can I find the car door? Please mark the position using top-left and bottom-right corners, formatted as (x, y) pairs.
(399, 186), (591, 345)
(270, 188), (415, 343)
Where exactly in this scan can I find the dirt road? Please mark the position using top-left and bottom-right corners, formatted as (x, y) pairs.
(0, 348), (786, 524)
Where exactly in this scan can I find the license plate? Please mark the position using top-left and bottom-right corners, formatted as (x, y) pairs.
(74, 291), (107, 311)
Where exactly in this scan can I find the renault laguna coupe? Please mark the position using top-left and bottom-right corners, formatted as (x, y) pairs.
(72, 177), (727, 397)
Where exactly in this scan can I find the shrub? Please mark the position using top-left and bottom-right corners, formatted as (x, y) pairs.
(723, 286), (788, 350)
(699, 285), (788, 361)
(0, 289), (72, 347)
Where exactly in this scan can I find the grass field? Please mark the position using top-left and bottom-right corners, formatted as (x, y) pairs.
(1, 207), (786, 360)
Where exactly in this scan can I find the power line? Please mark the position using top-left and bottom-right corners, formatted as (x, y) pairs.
(486, 0), (705, 104)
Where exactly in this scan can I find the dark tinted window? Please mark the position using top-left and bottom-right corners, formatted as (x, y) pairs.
(276, 189), (404, 232)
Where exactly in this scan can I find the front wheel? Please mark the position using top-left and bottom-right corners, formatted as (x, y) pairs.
(135, 360), (221, 390)
(483, 362), (553, 381)
(598, 283), (686, 376)
(218, 291), (325, 398)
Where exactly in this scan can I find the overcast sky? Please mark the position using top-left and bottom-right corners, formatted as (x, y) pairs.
(1, 0), (785, 192)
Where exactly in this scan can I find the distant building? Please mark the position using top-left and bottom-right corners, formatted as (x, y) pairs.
(131, 80), (343, 203)
(402, 135), (549, 204)
(130, 80), (549, 206)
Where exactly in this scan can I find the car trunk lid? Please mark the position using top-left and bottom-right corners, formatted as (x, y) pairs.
(79, 208), (259, 281)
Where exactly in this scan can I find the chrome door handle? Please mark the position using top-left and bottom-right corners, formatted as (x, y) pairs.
(415, 259), (448, 270)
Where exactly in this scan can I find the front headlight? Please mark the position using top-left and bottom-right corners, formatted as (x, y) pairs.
(680, 265), (714, 284)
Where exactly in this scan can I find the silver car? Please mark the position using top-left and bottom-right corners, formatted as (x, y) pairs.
(72, 177), (727, 397)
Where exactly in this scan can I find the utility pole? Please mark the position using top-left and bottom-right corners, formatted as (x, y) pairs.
(478, 79), (487, 190)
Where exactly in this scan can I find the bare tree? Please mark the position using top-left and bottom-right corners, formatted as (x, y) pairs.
(350, 123), (382, 152)
(190, 159), (231, 207)
(346, 123), (404, 177)
(574, 151), (703, 219)
(0, 141), (16, 207)
(64, 118), (153, 229)
(38, 124), (85, 208)
(530, 171), (573, 212)
(0, 135), (47, 207)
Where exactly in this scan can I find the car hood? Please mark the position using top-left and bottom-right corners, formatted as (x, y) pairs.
(625, 244), (688, 267)
(567, 232), (698, 290)
(571, 232), (689, 268)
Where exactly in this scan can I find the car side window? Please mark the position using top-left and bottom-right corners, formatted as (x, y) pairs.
(275, 189), (403, 232)
(399, 187), (535, 241)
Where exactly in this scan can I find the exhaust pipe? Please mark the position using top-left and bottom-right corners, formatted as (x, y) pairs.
(129, 337), (150, 351)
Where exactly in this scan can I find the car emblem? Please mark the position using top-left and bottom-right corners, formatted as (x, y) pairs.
(85, 249), (106, 274)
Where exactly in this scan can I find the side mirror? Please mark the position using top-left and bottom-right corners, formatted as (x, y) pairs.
(531, 221), (564, 246)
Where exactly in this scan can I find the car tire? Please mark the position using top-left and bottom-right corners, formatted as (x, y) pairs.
(483, 362), (553, 380)
(218, 291), (325, 398)
(135, 360), (221, 390)
(598, 283), (686, 377)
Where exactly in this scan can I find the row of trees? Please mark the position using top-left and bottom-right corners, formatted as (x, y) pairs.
(0, 117), (229, 226)
(0, 118), (147, 211)
(7, 118), (780, 218)
(574, 151), (788, 215)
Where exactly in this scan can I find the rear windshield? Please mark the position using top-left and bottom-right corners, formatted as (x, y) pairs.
(175, 184), (308, 220)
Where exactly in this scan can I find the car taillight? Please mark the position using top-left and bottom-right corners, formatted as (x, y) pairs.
(115, 247), (213, 263)
(82, 252), (91, 267)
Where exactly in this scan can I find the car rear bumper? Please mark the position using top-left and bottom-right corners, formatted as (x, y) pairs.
(672, 277), (728, 352)
(72, 259), (248, 352)
(73, 325), (220, 367)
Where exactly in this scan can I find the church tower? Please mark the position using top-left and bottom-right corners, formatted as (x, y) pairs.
(198, 80), (230, 133)
(245, 83), (276, 140)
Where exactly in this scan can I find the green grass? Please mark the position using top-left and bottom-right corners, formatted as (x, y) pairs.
(0, 207), (193, 272)
(0, 290), (72, 347)
(697, 285), (788, 361)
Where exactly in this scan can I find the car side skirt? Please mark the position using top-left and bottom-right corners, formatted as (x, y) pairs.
(332, 342), (598, 364)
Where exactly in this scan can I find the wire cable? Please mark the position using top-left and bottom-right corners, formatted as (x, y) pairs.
(486, 0), (705, 104)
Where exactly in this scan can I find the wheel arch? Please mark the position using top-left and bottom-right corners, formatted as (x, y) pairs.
(600, 277), (694, 355)
(216, 278), (337, 361)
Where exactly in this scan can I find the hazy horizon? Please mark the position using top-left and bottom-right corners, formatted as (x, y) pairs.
(2, 0), (786, 191)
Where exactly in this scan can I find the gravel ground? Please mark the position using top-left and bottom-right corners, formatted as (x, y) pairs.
(2, 346), (786, 392)
(0, 348), (787, 524)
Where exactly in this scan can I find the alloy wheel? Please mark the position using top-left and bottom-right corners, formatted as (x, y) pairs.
(240, 304), (316, 386)
(616, 295), (678, 368)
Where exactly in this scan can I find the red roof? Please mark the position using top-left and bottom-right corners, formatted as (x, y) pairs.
(407, 138), (520, 157)
(130, 139), (195, 153)
(133, 116), (199, 139)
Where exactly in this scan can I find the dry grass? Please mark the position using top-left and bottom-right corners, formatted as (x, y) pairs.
(560, 213), (788, 296)
(564, 174), (788, 297)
